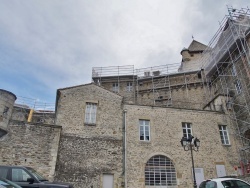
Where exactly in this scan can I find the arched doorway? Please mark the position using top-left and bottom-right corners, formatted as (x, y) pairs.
(145, 155), (177, 188)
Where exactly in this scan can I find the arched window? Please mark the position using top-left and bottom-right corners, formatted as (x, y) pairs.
(145, 155), (177, 187)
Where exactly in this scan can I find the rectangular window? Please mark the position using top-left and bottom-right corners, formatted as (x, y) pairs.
(84, 103), (97, 124)
(231, 64), (237, 76)
(182, 122), (192, 138)
(219, 125), (230, 145)
(139, 120), (150, 141)
(126, 82), (133, 92)
(112, 83), (119, 93)
(235, 79), (242, 94)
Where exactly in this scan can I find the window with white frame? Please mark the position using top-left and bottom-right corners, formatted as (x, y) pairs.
(182, 122), (192, 138)
(145, 155), (177, 186)
(235, 79), (242, 94)
(139, 119), (150, 141)
(219, 125), (230, 145)
(112, 83), (119, 93)
(84, 103), (97, 124)
(126, 82), (133, 92)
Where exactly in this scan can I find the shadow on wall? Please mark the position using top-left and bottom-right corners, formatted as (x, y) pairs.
(0, 128), (7, 138)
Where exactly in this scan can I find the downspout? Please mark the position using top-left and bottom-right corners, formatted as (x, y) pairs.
(123, 109), (127, 188)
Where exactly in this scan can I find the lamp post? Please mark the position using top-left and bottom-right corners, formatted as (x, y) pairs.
(180, 135), (200, 188)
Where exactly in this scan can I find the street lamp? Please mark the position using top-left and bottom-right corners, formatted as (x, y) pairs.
(180, 135), (200, 188)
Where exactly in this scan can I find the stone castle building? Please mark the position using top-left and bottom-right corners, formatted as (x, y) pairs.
(1, 7), (250, 188)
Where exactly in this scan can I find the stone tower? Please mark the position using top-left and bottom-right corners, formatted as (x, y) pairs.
(0, 89), (16, 128)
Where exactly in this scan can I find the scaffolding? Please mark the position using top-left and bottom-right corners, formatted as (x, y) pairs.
(200, 7), (250, 169)
(135, 63), (180, 106)
(91, 7), (250, 168)
(12, 96), (55, 125)
(92, 63), (206, 108)
(91, 7), (250, 167)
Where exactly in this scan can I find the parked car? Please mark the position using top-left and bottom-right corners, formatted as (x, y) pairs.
(199, 177), (250, 188)
(0, 166), (73, 188)
(0, 178), (22, 188)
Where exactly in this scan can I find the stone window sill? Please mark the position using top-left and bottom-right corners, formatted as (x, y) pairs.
(139, 140), (151, 143)
(84, 123), (96, 126)
(222, 144), (231, 147)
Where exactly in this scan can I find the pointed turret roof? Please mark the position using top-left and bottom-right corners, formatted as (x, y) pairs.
(188, 40), (207, 52)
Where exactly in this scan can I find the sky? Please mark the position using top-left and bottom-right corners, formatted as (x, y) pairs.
(0, 0), (249, 107)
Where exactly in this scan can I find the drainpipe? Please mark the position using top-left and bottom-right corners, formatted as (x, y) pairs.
(123, 109), (127, 188)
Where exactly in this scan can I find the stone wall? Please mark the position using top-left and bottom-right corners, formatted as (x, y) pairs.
(179, 48), (204, 72)
(55, 84), (123, 138)
(55, 84), (124, 188)
(54, 134), (123, 188)
(0, 123), (61, 180)
(100, 77), (135, 104)
(32, 112), (55, 124)
(10, 106), (29, 122)
(135, 72), (206, 109)
(181, 49), (204, 63)
(124, 104), (240, 188)
(97, 72), (207, 110)
(11, 106), (55, 125)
